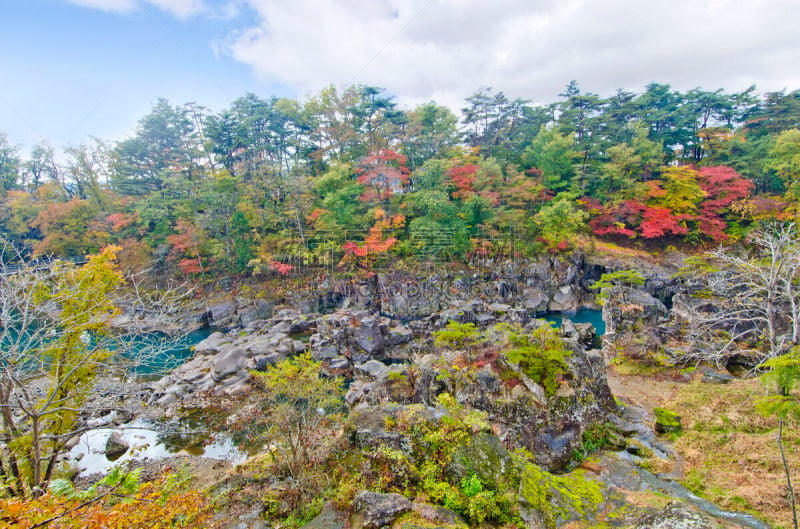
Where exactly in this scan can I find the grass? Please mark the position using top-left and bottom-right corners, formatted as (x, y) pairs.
(663, 377), (799, 528)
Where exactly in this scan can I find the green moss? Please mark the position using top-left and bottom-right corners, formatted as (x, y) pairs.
(519, 463), (604, 529)
(653, 407), (682, 433)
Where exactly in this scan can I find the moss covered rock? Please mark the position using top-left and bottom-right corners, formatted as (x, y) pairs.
(653, 407), (682, 433)
(445, 432), (519, 492)
(518, 463), (604, 529)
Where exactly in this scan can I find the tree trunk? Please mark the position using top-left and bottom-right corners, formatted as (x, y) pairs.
(779, 417), (798, 529)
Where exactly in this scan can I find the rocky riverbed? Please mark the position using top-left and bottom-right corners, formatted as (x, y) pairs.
(61, 254), (777, 528)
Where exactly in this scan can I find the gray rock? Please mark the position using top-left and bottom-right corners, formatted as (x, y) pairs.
(355, 317), (385, 356)
(238, 300), (273, 327)
(253, 353), (282, 371)
(313, 345), (339, 361)
(549, 285), (580, 312)
(355, 360), (389, 380)
(301, 502), (345, 529)
(522, 287), (548, 311)
(488, 302), (511, 313)
(634, 502), (713, 529)
(194, 332), (230, 355)
(105, 431), (129, 460)
(209, 302), (235, 322)
(326, 356), (350, 371)
(213, 347), (249, 380)
(700, 366), (735, 384)
(352, 491), (412, 529)
(411, 502), (464, 526)
(387, 325), (414, 346)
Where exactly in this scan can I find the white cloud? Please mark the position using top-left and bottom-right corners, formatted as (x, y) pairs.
(65, 0), (207, 19)
(64, 0), (137, 13)
(146, 0), (207, 19)
(222, 0), (800, 108)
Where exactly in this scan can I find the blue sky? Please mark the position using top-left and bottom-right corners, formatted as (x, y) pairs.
(1, 1), (287, 151)
(3, 1), (800, 155)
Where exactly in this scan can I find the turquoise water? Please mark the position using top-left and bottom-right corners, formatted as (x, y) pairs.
(125, 327), (213, 376)
(545, 308), (605, 336)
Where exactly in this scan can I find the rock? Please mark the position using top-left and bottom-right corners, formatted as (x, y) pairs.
(194, 332), (230, 355)
(699, 366), (735, 384)
(522, 287), (548, 311)
(313, 345), (339, 361)
(213, 347), (249, 380)
(574, 323), (596, 345)
(561, 319), (579, 339)
(301, 502), (345, 529)
(105, 431), (130, 460)
(326, 356), (350, 371)
(354, 360), (390, 380)
(653, 407), (682, 433)
(411, 502), (464, 526)
(352, 491), (412, 529)
(253, 353), (282, 371)
(549, 285), (580, 312)
(355, 317), (385, 356)
(208, 302), (235, 322)
(474, 312), (497, 326)
(633, 502), (713, 529)
(387, 326), (414, 346)
(238, 300), (273, 327)
(446, 432), (518, 491)
(488, 302), (511, 314)
(625, 438), (654, 458)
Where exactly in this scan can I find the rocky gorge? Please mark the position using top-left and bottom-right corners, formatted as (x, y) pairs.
(68, 252), (778, 529)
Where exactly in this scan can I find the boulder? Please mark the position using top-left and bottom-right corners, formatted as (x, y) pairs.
(410, 502), (464, 527)
(387, 326), (414, 346)
(355, 317), (385, 356)
(633, 502), (713, 529)
(653, 407), (682, 434)
(352, 491), (412, 529)
(301, 502), (346, 529)
(238, 300), (273, 327)
(549, 285), (580, 312)
(522, 287), (548, 311)
(446, 432), (518, 491)
(105, 431), (129, 460)
(208, 302), (235, 323)
(213, 347), (249, 380)
(193, 332), (230, 355)
(354, 360), (389, 381)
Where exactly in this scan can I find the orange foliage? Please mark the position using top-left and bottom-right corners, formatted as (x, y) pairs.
(0, 479), (215, 529)
(105, 212), (137, 232)
(341, 209), (405, 265)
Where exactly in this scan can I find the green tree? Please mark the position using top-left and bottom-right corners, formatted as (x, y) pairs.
(248, 354), (344, 480)
(590, 269), (646, 305)
(434, 321), (483, 360)
(0, 246), (122, 496)
(0, 132), (21, 194)
(503, 323), (573, 397)
(765, 129), (800, 198)
(758, 348), (800, 529)
(523, 128), (577, 191)
(532, 193), (588, 248)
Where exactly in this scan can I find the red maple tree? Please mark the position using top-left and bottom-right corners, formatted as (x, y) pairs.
(356, 150), (410, 202)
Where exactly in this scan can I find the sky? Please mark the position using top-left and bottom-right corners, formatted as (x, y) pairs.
(3, 0), (800, 154)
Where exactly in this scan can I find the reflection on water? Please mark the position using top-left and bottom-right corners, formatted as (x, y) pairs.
(68, 418), (247, 477)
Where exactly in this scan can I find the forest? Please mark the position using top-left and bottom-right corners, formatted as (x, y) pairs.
(0, 81), (797, 275)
